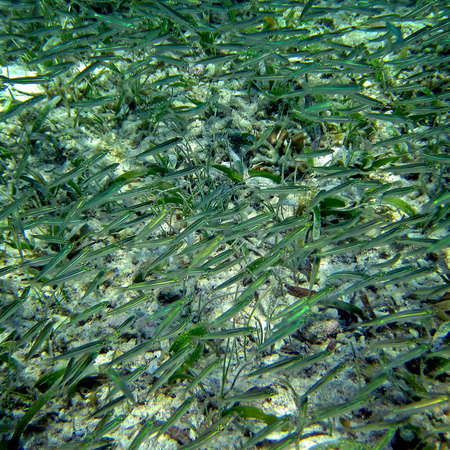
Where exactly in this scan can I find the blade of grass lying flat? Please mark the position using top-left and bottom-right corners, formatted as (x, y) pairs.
(186, 357), (221, 392)
(299, 0), (316, 20)
(133, 211), (168, 242)
(9, 383), (58, 448)
(80, 269), (110, 301)
(154, 0), (197, 31)
(128, 418), (158, 450)
(26, 321), (53, 361)
(383, 344), (431, 372)
(0, 299), (21, 324)
(241, 418), (288, 449)
(385, 395), (449, 417)
(180, 415), (234, 450)
(199, 327), (256, 340)
(213, 271), (270, 325)
(48, 151), (108, 188)
(90, 395), (127, 418)
(152, 345), (195, 379)
(108, 341), (153, 368)
(84, 413), (127, 447)
(106, 294), (151, 316)
(188, 235), (224, 270)
(136, 137), (182, 160)
(81, 163), (119, 186)
(0, 193), (30, 222)
(356, 308), (435, 329)
(0, 94), (46, 122)
(53, 337), (106, 362)
(211, 164), (243, 183)
(150, 350), (195, 395)
(36, 244), (74, 281)
(106, 368), (136, 405)
(273, 286), (333, 321)
(141, 243), (183, 274)
(224, 387), (277, 403)
(69, 95), (118, 108)
(248, 348), (332, 378)
(152, 300), (185, 340)
(258, 288), (334, 352)
(125, 277), (180, 291)
(308, 396), (368, 424)
(18, 317), (46, 348)
(70, 60), (102, 85)
(63, 352), (100, 392)
(303, 360), (347, 399)
(427, 235), (450, 253)
(257, 320), (300, 353)
(68, 301), (109, 325)
(154, 397), (193, 442)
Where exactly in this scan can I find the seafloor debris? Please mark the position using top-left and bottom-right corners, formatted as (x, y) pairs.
(0, 0), (448, 448)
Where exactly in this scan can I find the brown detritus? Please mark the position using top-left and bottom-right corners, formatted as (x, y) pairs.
(166, 425), (193, 445)
(268, 125), (289, 149)
(153, 420), (193, 445)
(360, 293), (377, 319)
(339, 416), (352, 429)
(326, 339), (337, 352)
(285, 284), (317, 298)
(291, 132), (306, 152)
(267, 127), (307, 154)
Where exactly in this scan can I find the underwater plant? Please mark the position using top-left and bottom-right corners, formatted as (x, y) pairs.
(0, 0), (448, 448)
